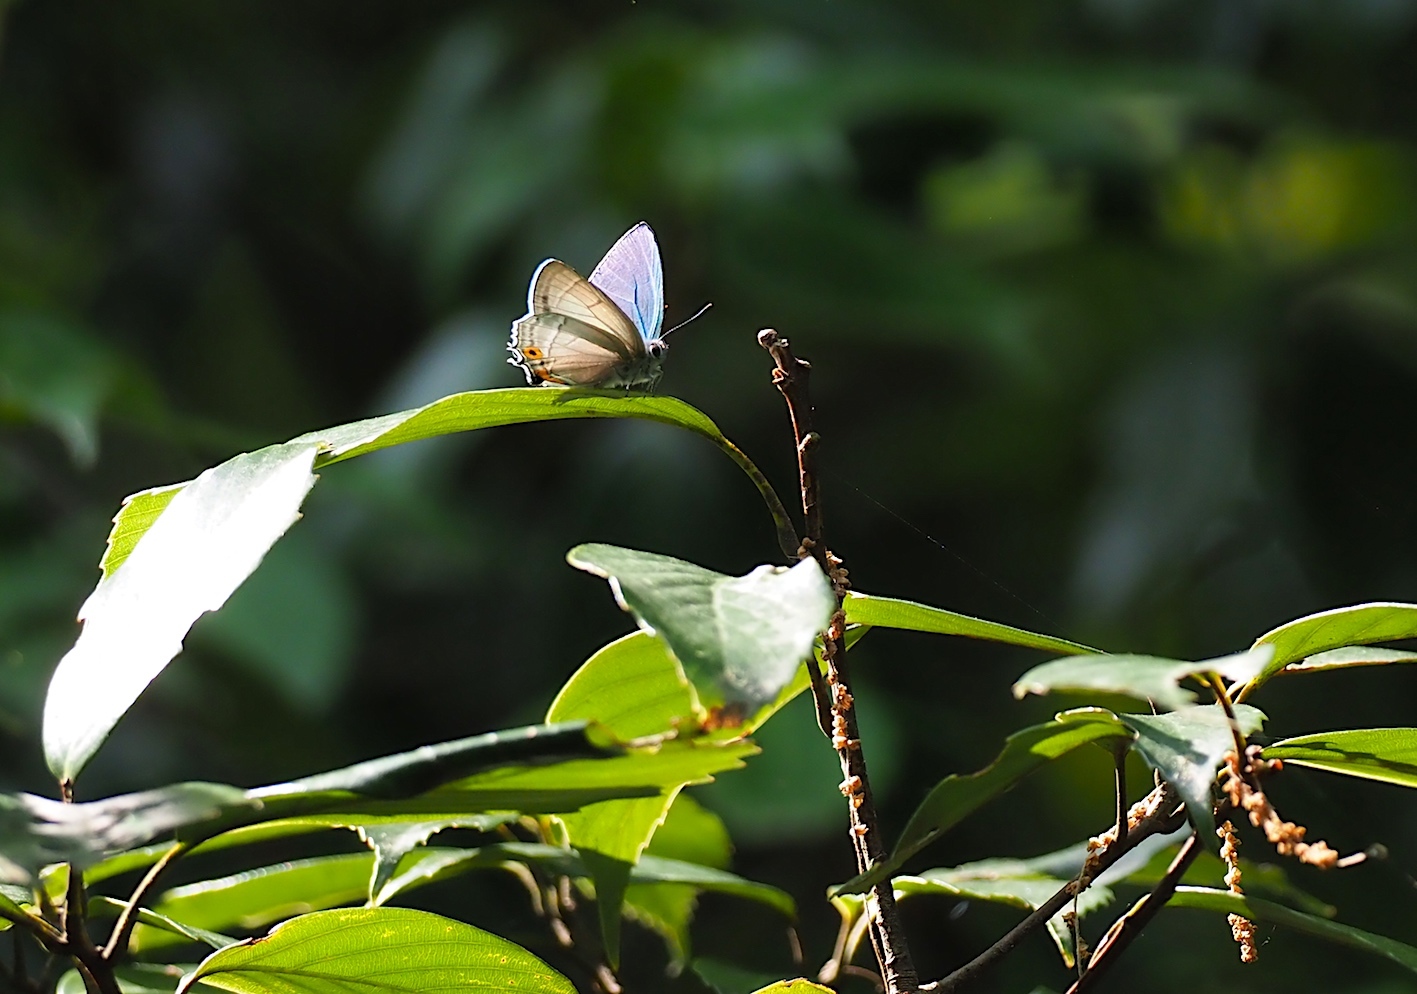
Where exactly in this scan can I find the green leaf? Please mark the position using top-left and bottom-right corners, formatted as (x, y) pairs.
(2, 724), (750, 874)
(58, 963), (196, 994)
(1264, 728), (1417, 789)
(102, 389), (796, 583)
(892, 858), (1115, 969)
(132, 854), (373, 952)
(691, 959), (784, 994)
(1244, 602), (1417, 696)
(545, 630), (733, 964)
(43, 441), (322, 783)
(1013, 647), (1272, 711)
(1121, 704), (1266, 834)
(567, 544), (835, 716)
(88, 895), (237, 951)
(358, 820), (495, 906)
(1284, 646), (1417, 674)
(624, 796), (733, 967)
(0, 882), (28, 929)
(833, 712), (1133, 895)
(1168, 886), (1417, 975)
(374, 841), (792, 919)
(1118, 845), (1335, 917)
(843, 593), (1099, 656)
(178, 906), (577, 993)
(547, 632), (697, 741)
(748, 983), (835, 994)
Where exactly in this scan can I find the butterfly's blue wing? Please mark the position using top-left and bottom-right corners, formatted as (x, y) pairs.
(588, 222), (664, 342)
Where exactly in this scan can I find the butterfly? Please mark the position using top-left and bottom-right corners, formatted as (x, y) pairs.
(507, 222), (675, 389)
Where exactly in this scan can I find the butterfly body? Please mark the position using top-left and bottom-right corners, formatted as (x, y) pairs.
(508, 223), (669, 388)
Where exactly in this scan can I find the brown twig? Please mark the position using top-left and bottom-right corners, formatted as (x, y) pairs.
(759, 328), (918, 994)
(930, 784), (1186, 993)
(1066, 830), (1204, 994)
(63, 867), (119, 994)
(101, 841), (189, 961)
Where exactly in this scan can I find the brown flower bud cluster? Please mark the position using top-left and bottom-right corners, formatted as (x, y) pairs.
(1218, 819), (1258, 963)
(1079, 784), (1170, 887)
(1221, 749), (1339, 869)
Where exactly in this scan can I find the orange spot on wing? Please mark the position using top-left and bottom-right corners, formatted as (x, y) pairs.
(522, 346), (544, 359)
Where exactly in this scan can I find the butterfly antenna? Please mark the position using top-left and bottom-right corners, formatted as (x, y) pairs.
(663, 302), (712, 336)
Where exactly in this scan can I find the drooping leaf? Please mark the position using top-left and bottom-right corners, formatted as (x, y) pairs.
(358, 819), (497, 906)
(1244, 602), (1417, 697)
(1118, 844), (1335, 917)
(102, 389), (796, 583)
(373, 841), (793, 919)
(545, 635), (749, 967)
(0, 882), (28, 928)
(1013, 647), (1272, 712)
(892, 859), (1115, 969)
(623, 793), (732, 968)
(177, 906), (577, 993)
(1121, 704), (1266, 834)
(88, 895), (237, 951)
(843, 593), (1098, 656)
(43, 441), (321, 783)
(833, 712), (1133, 895)
(1168, 886), (1417, 975)
(131, 854), (372, 952)
(1, 724), (753, 875)
(1264, 728), (1417, 789)
(568, 544), (835, 717)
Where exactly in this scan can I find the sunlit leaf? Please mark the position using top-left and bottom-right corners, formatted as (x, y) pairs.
(88, 895), (236, 951)
(1284, 646), (1417, 675)
(546, 630), (754, 966)
(1244, 602), (1417, 696)
(1169, 887), (1417, 975)
(568, 544), (834, 717)
(748, 982), (834, 994)
(843, 593), (1097, 656)
(131, 854), (372, 952)
(547, 632), (697, 739)
(833, 712), (1133, 895)
(1, 724), (754, 874)
(1264, 728), (1417, 789)
(1121, 704), (1265, 834)
(1013, 647), (1272, 711)
(43, 441), (321, 783)
(177, 906), (577, 993)
(102, 389), (796, 582)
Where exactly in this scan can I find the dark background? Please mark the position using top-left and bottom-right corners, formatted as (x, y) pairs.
(3, 1), (1417, 991)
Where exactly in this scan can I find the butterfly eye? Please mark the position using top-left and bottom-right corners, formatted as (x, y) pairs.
(647, 340), (667, 358)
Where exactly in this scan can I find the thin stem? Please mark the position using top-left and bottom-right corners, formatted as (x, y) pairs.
(759, 328), (917, 994)
(63, 867), (119, 994)
(1066, 831), (1204, 994)
(1203, 673), (1248, 765)
(1112, 743), (1129, 848)
(102, 841), (189, 961)
(933, 785), (1185, 993)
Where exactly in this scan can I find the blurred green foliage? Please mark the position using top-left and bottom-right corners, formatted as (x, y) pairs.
(4, 0), (1417, 990)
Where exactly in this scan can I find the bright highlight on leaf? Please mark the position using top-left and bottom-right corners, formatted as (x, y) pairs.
(1244, 601), (1417, 696)
(567, 544), (836, 717)
(42, 442), (321, 783)
(1264, 728), (1417, 789)
(178, 906), (577, 993)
